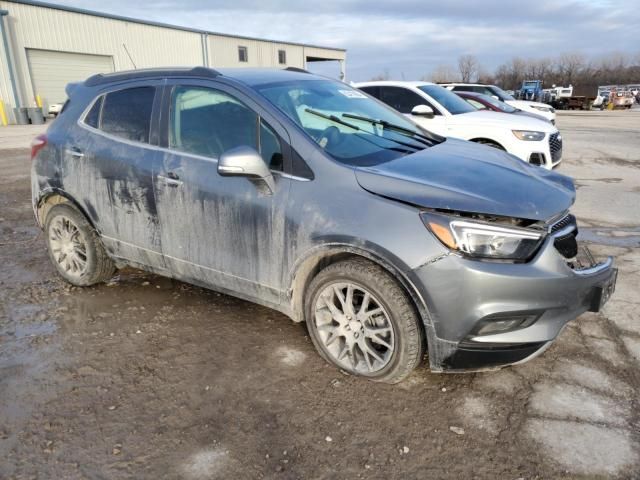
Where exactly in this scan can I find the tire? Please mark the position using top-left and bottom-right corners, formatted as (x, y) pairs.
(44, 203), (116, 286)
(305, 258), (424, 383)
(473, 139), (505, 150)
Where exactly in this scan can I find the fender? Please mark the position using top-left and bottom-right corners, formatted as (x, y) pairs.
(286, 237), (435, 329)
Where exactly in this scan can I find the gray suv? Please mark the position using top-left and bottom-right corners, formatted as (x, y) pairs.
(31, 67), (617, 383)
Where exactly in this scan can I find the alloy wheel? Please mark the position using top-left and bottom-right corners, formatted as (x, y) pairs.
(313, 282), (395, 374)
(48, 215), (88, 278)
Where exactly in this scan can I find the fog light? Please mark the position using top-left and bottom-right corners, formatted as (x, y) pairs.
(473, 312), (541, 336)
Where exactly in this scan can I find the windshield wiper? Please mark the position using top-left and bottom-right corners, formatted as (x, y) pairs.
(305, 108), (361, 131)
(305, 107), (421, 154)
(342, 113), (435, 146)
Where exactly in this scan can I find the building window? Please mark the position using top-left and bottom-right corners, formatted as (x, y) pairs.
(238, 46), (248, 63)
(278, 49), (286, 65)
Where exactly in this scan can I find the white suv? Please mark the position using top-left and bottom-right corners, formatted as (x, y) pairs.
(441, 83), (556, 124)
(355, 81), (562, 169)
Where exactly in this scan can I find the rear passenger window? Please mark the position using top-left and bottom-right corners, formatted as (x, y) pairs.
(84, 96), (103, 128)
(100, 87), (155, 143)
(170, 86), (283, 170)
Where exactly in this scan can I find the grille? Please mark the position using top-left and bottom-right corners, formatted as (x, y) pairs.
(550, 213), (576, 233)
(550, 213), (579, 258)
(549, 132), (562, 162)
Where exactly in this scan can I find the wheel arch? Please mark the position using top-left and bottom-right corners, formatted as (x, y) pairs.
(287, 243), (433, 331)
(35, 188), (96, 231)
(469, 137), (506, 150)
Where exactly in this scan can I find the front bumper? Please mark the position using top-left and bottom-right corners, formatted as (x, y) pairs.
(509, 132), (562, 169)
(414, 236), (616, 372)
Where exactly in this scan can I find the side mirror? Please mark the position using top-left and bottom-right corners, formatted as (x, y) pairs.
(411, 104), (434, 118)
(218, 146), (275, 194)
(491, 95), (499, 100)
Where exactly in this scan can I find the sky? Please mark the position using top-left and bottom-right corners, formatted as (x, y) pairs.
(54, 0), (640, 81)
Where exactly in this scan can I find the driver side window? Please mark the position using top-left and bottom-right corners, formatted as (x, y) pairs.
(170, 86), (283, 170)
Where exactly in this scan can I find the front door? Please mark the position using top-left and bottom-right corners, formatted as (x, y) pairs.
(154, 82), (291, 305)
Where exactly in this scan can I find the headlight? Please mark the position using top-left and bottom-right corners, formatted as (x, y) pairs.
(421, 213), (544, 261)
(512, 130), (546, 141)
(531, 105), (553, 113)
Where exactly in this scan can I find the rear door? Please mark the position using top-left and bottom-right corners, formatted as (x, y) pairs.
(153, 80), (292, 305)
(69, 82), (165, 269)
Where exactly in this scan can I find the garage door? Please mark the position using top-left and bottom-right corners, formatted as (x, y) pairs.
(27, 49), (114, 106)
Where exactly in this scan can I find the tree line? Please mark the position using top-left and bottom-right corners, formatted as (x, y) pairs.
(372, 52), (640, 95)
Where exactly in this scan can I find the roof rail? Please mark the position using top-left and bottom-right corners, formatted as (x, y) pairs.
(85, 66), (222, 87)
(284, 67), (311, 74)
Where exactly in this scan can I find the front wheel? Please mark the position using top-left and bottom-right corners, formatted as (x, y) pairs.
(305, 259), (424, 383)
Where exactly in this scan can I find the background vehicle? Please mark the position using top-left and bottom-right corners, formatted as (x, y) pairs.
(356, 81), (562, 168)
(47, 102), (64, 117)
(544, 85), (599, 110)
(31, 67), (614, 383)
(455, 91), (550, 122)
(518, 80), (544, 101)
(441, 83), (557, 124)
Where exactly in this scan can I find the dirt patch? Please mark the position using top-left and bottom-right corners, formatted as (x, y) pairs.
(2, 144), (640, 479)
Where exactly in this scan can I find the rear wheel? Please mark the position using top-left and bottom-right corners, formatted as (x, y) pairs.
(305, 259), (424, 383)
(45, 203), (116, 286)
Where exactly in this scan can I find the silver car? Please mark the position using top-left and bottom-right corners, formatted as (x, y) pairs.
(31, 67), (617, 383)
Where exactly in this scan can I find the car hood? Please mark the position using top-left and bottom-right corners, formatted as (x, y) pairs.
(507, 100), (553, 110)
(354, 138), (575, 221)
(450, 110), (556, 132)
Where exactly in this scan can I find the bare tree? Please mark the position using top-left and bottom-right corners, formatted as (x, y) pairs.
(427, 64), (458, 83)
(458, 54), (479, 83)
(557, 52), (586, 85)
(370, 68), (391, 81)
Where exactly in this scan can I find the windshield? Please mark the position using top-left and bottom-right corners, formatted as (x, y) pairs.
(417, 85), (476, 115)
(488, 85), (516, 101)
(256, 79), (436, 166)
(476, 94), (518, 113)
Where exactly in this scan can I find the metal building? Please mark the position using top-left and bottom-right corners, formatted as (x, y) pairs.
(0, 0), (346, 124)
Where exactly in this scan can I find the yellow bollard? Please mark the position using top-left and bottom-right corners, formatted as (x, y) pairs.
(36, 94), (43, 108)
(0, 100), (7, 126)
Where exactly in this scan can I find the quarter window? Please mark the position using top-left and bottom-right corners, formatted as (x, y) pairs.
(84, 96), (103, 128)
(170, 86), (283, 170)
(100, 87), (155, 143)
(278, 50), (286, 65)
(238, 46), (248, 62)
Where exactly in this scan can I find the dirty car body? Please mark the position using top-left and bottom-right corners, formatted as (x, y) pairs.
(31, 67), (617, 379)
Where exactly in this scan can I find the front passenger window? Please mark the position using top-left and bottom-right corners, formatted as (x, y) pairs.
(170, 86), (282, 170)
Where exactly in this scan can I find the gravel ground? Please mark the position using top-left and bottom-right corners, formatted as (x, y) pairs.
(1, 111), (639, 479)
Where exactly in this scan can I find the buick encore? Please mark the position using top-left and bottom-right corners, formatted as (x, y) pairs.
(31, 67), (617, 383)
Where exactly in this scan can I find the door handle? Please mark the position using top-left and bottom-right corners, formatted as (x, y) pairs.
(158, 173), (183, 187)
(65, 147), (84, 158)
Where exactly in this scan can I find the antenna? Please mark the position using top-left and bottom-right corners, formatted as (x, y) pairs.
(122, 43), (137, 69)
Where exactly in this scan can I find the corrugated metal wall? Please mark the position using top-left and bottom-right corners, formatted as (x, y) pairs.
(0, 0), (346, 124)
(207, 34), (306, 68)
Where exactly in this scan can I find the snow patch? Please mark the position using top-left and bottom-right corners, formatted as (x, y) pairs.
(529, 383), (628, 426)
(182, 448), (227, 479)
(553, 360), (631, 397)
(276, 345), (307, 367)
(457, 395), (497, 433)
(526, 419), (637, 476)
